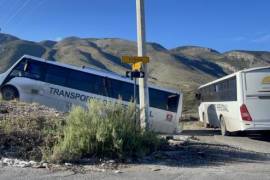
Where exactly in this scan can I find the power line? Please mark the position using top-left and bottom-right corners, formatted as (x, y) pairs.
(0, 0), (21, 25)
(16, 0), (48, 27)
(2, 0), (32, 28)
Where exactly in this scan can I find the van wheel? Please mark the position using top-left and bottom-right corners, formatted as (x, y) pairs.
(1, 86), (19, 101)
(220, 116), (229, 136)
(203, 113), (209, 128)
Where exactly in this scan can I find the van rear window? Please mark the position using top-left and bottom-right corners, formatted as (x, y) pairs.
(245, 68), (270, 95)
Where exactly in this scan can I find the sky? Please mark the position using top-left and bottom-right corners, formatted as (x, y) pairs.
(0, 0), (270, 52)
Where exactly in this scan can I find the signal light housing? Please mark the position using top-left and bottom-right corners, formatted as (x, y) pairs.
(240, 104), (252, 121)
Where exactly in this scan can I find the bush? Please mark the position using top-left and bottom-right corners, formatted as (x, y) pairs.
(51, 99), (162, 162)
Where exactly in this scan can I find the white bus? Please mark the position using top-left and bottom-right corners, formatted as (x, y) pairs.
(0, 55), (183, 134)
(196, 66), (270, 136)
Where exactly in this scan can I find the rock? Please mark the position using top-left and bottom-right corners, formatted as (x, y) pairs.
(108, 160), (115, 164)
(32, 163), (44, 168)
(41, 163), (49, 169)
(151, 168), (161, 171)
(168, 139), (184, 146)
(13, 159), (31, 168)
(29, 160), (38, 166)
(2, 158), (14, 166)
(64, 163), (72, 166)
(114, 170), (123, 174)
(100, 163), (105, 167)
(172, 135), (191, 141)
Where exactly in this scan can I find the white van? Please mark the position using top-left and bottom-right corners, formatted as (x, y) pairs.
(196, 66), (270, 135)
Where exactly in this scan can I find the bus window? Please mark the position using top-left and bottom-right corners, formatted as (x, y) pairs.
(9, 59), (44, 81)
(67, 70), (106, 96)
(24, 61), (44, 80)
(149, 88), (179, 112)
(168, 94), (179, 112)
(87, 74), (106, 96)
(67, 70), (91, 92)
(106, 78), (136, 102)
(9, 59), (27, 78)
(45, 64), (68, 86)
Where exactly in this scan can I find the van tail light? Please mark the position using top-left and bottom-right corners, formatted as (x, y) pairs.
(240, 104), (252, 121)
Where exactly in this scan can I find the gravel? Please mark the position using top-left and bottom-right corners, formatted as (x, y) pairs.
(0, 101), (65, 120)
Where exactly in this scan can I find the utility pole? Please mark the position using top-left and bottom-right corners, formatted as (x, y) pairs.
(136, 0), (149, 130)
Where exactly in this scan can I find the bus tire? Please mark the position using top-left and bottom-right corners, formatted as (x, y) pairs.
(203, 113), (209, 128)
(220, 116), (230, 136)
(1, 86), (19, 101)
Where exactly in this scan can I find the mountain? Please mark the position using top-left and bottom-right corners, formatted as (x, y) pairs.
(0, 33), (270, 114)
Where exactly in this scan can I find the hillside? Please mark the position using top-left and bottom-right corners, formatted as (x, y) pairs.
(0, 33), (270, 114)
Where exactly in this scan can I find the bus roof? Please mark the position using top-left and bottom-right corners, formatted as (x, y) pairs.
(198, 66), (270, 89)
(21, 55), (181, 94)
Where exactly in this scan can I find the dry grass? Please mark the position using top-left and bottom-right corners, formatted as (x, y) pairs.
(0, 100), (163, 163)
(0, 101), (65, 161)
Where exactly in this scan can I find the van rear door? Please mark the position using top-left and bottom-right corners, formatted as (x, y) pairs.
(243, 68), (270, 127)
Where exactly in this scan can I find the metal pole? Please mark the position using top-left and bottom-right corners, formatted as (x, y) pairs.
(134, 78), (137, 125)
(136, 0), (149, 130)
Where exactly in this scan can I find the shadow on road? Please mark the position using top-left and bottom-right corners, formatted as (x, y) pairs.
(239, 131), (270, 143)
(181, 129), (220, 136)
(182, 128), (270, 143)
(141, 140), (270, 168)
(140, 128), (270, 168)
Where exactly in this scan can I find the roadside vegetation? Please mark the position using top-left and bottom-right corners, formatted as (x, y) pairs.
(0, 100), (163, 163)
(51, 100), (162, 162)
(0, 101), (65, 161)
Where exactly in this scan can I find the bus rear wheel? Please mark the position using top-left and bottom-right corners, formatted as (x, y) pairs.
(220, 116), (229, 136)
(1, 86), (19, 101)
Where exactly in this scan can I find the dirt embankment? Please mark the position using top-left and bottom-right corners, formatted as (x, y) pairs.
(0, 101), (66, 161)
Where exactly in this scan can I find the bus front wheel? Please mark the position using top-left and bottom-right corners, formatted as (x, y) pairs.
(220, 116), (229, 136)
(1, 86), (19, 101)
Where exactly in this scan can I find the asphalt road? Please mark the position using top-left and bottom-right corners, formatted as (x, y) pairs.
(1, 122), (270, 180)
(181, 124), (270, 154)
(1, 162), (270, 180)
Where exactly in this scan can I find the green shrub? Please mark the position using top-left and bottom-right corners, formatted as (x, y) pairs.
(51, 99), (162, 162)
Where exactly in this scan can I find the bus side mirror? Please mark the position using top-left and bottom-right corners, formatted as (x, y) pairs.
(195, 93), (201, 100)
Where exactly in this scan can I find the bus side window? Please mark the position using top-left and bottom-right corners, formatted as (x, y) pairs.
(107, 78), (135, 102)
(45, 64), (68, 86)
(24, 61), (44, 80)
(167, 94), (179, 112)
(149, 88), (179, 113)
(67, 70), (91, 92)
(88, 75), (106, 96)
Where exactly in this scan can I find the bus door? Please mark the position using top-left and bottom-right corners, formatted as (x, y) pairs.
(243, 68), (270, 127)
